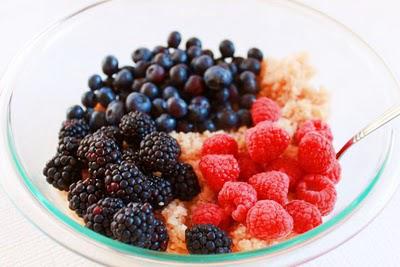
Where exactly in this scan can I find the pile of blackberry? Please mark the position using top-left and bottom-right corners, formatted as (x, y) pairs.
(69, 31), (263, 133)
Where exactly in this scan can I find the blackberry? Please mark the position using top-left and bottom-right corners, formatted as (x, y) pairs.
(121, 148), (141, 167)
(165, 162), (200, 201)
(58, 119), (90, 140)
(119, 111), (156, 146)
(104, 162), (152, 204)
(57, 136), (80, 156)
(96, 125), (124, 146)
(185, 224), (232, 254)
(148, 175), (174, 209)
(68, 178), (105, 217)
(139, 132), (180, 172)
(43, 153), (82, 191)
(111, 203), (168, 251)
(84, 197), (125, 237)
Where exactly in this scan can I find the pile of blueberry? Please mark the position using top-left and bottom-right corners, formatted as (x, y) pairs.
(70, 31), (263, 133)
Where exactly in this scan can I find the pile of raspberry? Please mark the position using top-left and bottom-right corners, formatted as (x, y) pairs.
(192, 97), (340, 246)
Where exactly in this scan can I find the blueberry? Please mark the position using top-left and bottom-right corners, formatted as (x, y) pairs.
(120, 65), (136, 76)
(198, 119), (216, 132)
(88, 74), (103, 91)
(152, 53), (173, 70)
(131, 78), (146, 91)
(140, 82), (159, 99)
(240, 94), (256, 109)
(132, 47), (152, 63)
(232, 56), (245, 69)
(84, 108), (94, 123)
(106, 100), (125, 125)
(66, 105), (84, 119)
(167, 97), (188, 118)
(188, 96), (210, 122)
(95, 87), (116, 107)
(191, 55), (214, 75)
(167, 31), (182, 48)
(213, 87), (230, 103)
(103, 77), (114, 88)
(117, 90), (130, 103)
(102, 55), (119, 76)
(170, 64), (189, 86)
(216, 109), (239, 130)
(228, 84), (240, 103)
(247, 48), (263, 61)
(156, 114), (176, 132)
(184, 75), (205, 96)
(152, 45), (168, 55)
(239, 71), (258, 93)
(146, 64), (166, 84)
(89, 111), (107, 131)
(171, 49), (188, 64)
(177, 120), (195, 133)
(81, 91), (96, 108)
(162, 86), (179, 99)
(228, 63), (238, 77)
(114, 69), (134, 91)
(151, 98), (167, 117)
(204, 66), (233, 90)
(134, 60), (151, 78)
(187, 46), (202, 61)
(219, 39), (235, 58)
(239, 58), (261, 75)
(237, 109), (252, 127)
(125, 92), (152, 113)
(202, 49), (214, 59)
(186, 37), (202, 49)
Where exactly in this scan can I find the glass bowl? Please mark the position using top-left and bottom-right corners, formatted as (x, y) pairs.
(1, 0), (400, 266)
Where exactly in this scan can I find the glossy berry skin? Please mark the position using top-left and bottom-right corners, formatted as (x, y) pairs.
(239, 71), (258, 93)
(247, 48), (263, 61)
(125, 92), (152, 113)
(201, 49), (214, 59)
(204, 66), (233, 90)
(89, 111), (107, 131)
(152, 45), (168, 55)
(81, 91), (96, 108)
(239, 58), (261, 75)
(131, 47), (152, 63)
(177, 120), (195, 133)
(219, 39), (235, 58)
(162, 86), (180, 100)
(88, 74), (103, 91)
(186, 37), (202, 49)
(84, 108), (94, 123)
(171, 49), (188, 64)
(169, 64), (189, 86)
(188, 96), (210, 122)
(146, 64), (166, 84)
(102, 55), (119, 76)
(105, 100), (125, 125)
(114, 69), (134, 91)
(167, 97), (188, 118)
(237, 109), (252, 126)
(167, 31), (182, 48)
(197, 120), (216, 132)
(216, 109), (239, 130)
(152, 53), (173, 70)
(156, 113), (176, 132)
(213, 87), (230, 103)
(134, 61), (150, 78)
(140, 82), (159, 100)
(187, 46), (202, 62)
(184, 75), (205, 96)
(67, 105), (85, 119)
(95, 87), (116, 107)
(151, 98), (167, 117)
(240, 94), (256, 109)
(191, 55), (214, 75)
(227, 84), (240, 103)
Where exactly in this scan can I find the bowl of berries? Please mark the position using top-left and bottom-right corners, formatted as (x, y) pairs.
(1, 0), (400, 266)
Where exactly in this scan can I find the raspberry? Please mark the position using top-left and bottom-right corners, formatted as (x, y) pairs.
(265, 157), (303, 191)
(294, 119), (333, 144)
(298, 132), (335, 173)
(251, 97), (280, 125)
(191, 203), (224, 227)
(322, 159), (341, 184)
(246, 200), (293, 240)
(245, 122), (290, 164)
(199, 155), (239, 192)
(248, 171), (289, 205)
(201, 134), (238, 157)
(296, 174), (337, 215)
(217, 182), (257, 223)
(236, 152), (263, 181)
(285, 200), (322, 234)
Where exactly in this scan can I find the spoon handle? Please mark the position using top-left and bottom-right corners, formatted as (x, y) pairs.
(336, 105), (400, 159)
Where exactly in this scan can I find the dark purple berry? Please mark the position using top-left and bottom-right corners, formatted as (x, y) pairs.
(184, 75), (205, 96)
(247, 48), (263, 61)
(171, 49), (188, 64)
(167, 31), (182, 48)
(202, 49), (214, 59)
(177, 120), (195, 133)
(84, 108), (94, 123)
(162, 86), (179, 100)
(213, 87), (229, 103)
(114, 69), (134, 91)
(186, 37), (202, 49)
(237, 109), (252, 126)
(140, 82), (159, 99)
(152, 45), (168, 55)
(239, 58), (261, 75)
(187, 46), (202, 61)
(219, 39), (235, 58)
(228, 84), (240, 103)
(125, 92), (152, 113)
(151, 98), (167, 117)
(95, 87), (116, 107)
(106, 100), (125, 125)
(156, 114), (176, 132)
(132, 47), (152, 63)
(152, 53), (173, 70)
(134, 61), (151, 78)
(204, 66), (232, 90)
(239, 71), (258, 94)
(81, 91), (96, 108)
(240, 94), (256, 109)
(102, 55), (119, 76)
(216, 109), (238, 130)
(146, 64), (165, 84)
(167, 97), (188, 118)
(169, 64), (189, 86)
(89, 111), (107, 131)
(88, 74), (103, 91)
(191, 55), (213, 75)
(188, 96), (210, 122)
(67, 105), (85, 120)
(198, 119), (216, 132)
(131, 78), (146, 92)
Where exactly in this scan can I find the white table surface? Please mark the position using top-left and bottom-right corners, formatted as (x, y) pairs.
(1, 1), (400, 266)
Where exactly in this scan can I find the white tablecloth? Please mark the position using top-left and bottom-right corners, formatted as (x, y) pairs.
(1, 1), (400, 266)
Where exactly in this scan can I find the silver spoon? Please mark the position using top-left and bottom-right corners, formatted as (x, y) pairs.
(336, 105), (400, 159)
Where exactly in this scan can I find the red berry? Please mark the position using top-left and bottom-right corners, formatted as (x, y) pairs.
(199, 154), (239, 192)
(201, 133), (238, 156)
(265, 157), (303, 191)
(237, 152), (263, 181)
(285, 200), (322, 234)
(296, 174), (337, 215)
(298, 132), (335, 173)
(294, 119), (333, 144)
(322, 159), (341, 184)
(248, 171), (289, 205)
(191, 203), (224, 227)
(245, 122), (290, 164)
(251, 97), (280, 125)
(246, 200), (293, 240)
(218, 181), (257, 223)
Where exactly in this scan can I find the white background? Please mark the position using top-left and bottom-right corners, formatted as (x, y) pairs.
(1, 1), (400, 266)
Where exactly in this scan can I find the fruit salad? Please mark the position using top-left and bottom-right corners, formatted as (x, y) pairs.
(43, 31), (339, 255)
